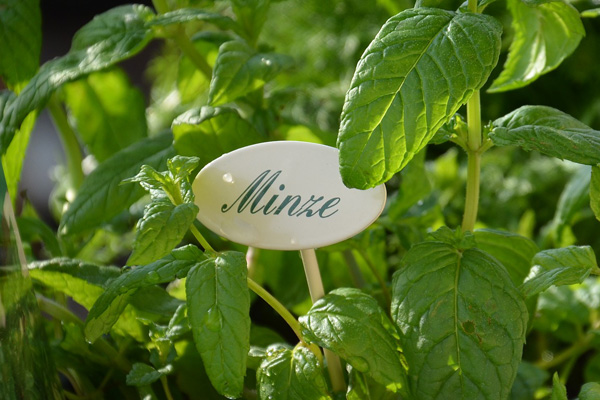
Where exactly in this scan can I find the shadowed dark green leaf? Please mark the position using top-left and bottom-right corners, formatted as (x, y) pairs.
(337, 8), (502, 189)
(0, 5), (155, 152)
(148, 8), (238, 31)
(0, 0), (41, 90)
(186, 251), (250, 399)
(391, 241), (528, 400)
(488, 0), (584, 92)
(172, 106), (263, 166)
(550, 165), (591, 238)
(208, 40), (292, 105)
(128, 200), (199, 266)
(60, 134), (175, 236)
(579, 382), (600, 399)
(126, 363), (173, 387)
(592, 165), (600, 222)
(64, 68), (147, 161)
(509, 362), (548, 400)
(521, 246), (599, 297)
(85, 245), (206, 343)
(17, 216), (62, 257)
(257, 344), (332, 400)
(474, 229), (539, 286)
(299, 288), (408, 393)
(490, 106), (600, 165)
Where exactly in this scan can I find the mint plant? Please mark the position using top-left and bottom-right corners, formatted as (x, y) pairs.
(2, 0), (600, 399)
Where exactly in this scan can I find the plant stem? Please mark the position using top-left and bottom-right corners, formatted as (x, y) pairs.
(535, 333), (594, 370)
(48, 97), (84, 189)
(300, 249), (347, 393)
(189, 223), (215, 253)
(468, 0), (478, 13)
(246, 277), (304, 343)
(37, 295), (132, 372)
(342, 250), (366, 289)
(172, 30), (213, 80)
(160, 376), (175, 400)
(357, 249), (391, 307)
(151, 0), (169, 14)
(461, 90), (482, 233)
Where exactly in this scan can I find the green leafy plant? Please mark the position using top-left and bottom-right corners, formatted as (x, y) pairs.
(2, 0), (600, 398)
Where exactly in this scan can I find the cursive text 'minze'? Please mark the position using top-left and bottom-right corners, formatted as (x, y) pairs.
(221, 170), (340, 218)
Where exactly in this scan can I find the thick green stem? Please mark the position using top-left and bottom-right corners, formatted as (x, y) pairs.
(468, 0), (478, 13)
(190, 224), (216, 253)
(461, 90), (482, 232)
(535, 333), (593, 370)
(160, 376), (175, 400)
(37, 295), (131, 372)
(246, 277), (304, 343)
(172, 31), (213, 80)
(48, 97), (84, 188)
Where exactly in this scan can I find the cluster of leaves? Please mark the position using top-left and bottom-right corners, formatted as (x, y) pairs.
(2, 0), (600, 399)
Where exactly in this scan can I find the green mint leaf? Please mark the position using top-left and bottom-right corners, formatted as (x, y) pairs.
(299, 288), (408, 393)
(129, 286), (184, 318)
(208, 40), (292, 105)
(230, 0), (271, 43)
(172, 106), (263, 167)
(521, 246), (599, 297)
(428, 226), (476, 250)
(473, 229), (539, 286)
(0, 5), (155, 152)
(167, 155), (201, 182)
(60, 134), (175, 236)
(337, 8), (502, 189)
(347, 365), (402, 400)
(591, 165), (600, 222)
(126, 363), (173, 387)
(551, 373), (568, 400)
(391, 242), (528, 399)
(257, 344), (332, 400)
(123, 164), (172, 194)
(127, 200), (199, 266)
(1, 109), (35, 202)
(490, 106), (600, 165)
(85, 245), (206, 343)
(579, 382), (600, 399)
(148, 8), (238, 32)
(488, 0), (584, 92)
(509, 362), (549, 400)
(0, 0), (41, 90)
(28, 258), (145, 341)
(63, 68), (147, 162)
(186, 251), (250, 399)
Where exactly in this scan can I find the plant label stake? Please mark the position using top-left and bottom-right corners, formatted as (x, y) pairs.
(193, 141), (386, 391)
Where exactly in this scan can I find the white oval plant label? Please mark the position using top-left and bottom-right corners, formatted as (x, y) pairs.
(193, 141), (386, 250)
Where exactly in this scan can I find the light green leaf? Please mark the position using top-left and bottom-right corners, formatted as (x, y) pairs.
(580, 382), (600, 399)
(230, 0), (271, 43)
(347, 365), (402, 400)
(63, 68), (147, 162)
(490, 106), (600, 165)
(1, 109), (35, 202)
(257, 344), (332, 400)
(60, 134), (175, 236)
(0, 0), (41, 90)
(186, 251), (250, 399)
(552, 164), (591, 231)
(85, 245), (206, 343)
(0, 5), (155, 152)
(591, 165), (600, 222)
(391, 241), (528, 399)
(551, 373), (567, 400)
(473, 229), (539, 286)
(509, 362), (548, 400)
(172, 106), (263, 166)
(299, 288), (408, 393)
(521, 246), (599, 297)
(28, 258), (145, 341)
(127, 200), (199, 266)
(337, 8), (502, 189)
(148, 8), (238, 31)
(208, 40), (292, 105)
(582, 8), (600, 18)
(126, 363), (173, 387)
(489, 0), (584, 92)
